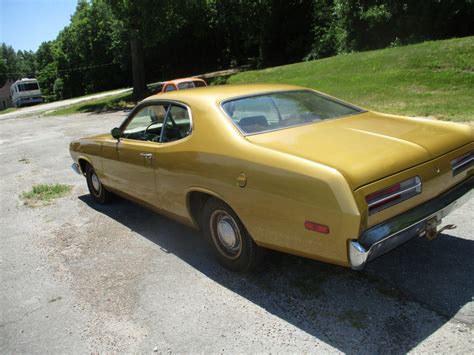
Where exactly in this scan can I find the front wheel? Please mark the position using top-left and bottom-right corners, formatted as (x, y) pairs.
(202, 198), (264, 272)
(85, 163), (113, 204)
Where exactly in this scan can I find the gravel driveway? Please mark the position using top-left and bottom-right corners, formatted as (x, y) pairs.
(1, 112), (473, 353)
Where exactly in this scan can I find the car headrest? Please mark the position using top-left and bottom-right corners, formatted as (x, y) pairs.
(239, 115), (269, 128)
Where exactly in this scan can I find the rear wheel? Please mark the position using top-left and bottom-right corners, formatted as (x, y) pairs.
(202, 198), (263, 272)
(85, 163), (113, 204)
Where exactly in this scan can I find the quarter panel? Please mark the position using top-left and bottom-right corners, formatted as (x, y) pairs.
(150, 101), (363, 266)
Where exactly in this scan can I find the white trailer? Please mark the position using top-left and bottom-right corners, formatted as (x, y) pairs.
(10, 78), (43, 107)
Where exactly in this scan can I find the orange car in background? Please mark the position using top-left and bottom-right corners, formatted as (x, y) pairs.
(160, 77), (207, 92)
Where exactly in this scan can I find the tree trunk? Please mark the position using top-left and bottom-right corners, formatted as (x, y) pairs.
(130, 32), (147, 101)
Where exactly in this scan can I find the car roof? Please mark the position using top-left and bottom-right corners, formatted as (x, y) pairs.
(163, 77), (205, 85)
(143, 83), (305, 104)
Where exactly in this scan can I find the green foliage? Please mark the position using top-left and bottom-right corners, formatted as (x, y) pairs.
(53, 78), (64, 100)
(0, 43), (37, 83)
(21, 184), (72, 207)
(307, 0), (474, 57)
(1, 0), (473, 102)
(228, 37), (474, 122)
(0, 57), (6, 86)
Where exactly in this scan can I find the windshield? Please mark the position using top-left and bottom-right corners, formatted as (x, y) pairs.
(222, 90), (362, 134)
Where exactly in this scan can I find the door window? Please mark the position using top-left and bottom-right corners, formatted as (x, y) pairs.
(161, 105), (192, 143)
(122, 104), (168, 141)
(122, 103), (192, 143)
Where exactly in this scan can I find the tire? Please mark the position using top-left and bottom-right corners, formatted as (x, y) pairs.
(202, 198), (264, 272)
(85, 163), (113, 204)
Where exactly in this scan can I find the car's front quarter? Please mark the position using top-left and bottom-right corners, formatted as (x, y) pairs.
(69, 133), (110, 177)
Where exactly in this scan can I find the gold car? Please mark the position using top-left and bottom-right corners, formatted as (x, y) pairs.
(70, 84), (473, 271)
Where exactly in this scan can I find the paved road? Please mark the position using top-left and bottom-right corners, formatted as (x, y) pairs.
(0, 88), (131, 121)
(0, 112), (473, 353)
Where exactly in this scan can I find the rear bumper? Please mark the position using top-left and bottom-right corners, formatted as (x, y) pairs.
(349, 176), (473, 270)
(18, 96), (43, 104)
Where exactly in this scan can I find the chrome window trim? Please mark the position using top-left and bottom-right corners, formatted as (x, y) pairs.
(119, 99), (194, 144)
(218, 89), (366, 137)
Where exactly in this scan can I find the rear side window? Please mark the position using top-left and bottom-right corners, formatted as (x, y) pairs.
(193, 80), (206, 87)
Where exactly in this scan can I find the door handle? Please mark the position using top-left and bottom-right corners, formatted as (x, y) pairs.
(140, 152), (153, 159)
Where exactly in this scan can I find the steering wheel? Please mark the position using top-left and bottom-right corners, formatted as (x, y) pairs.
(143, 121), (159, 140)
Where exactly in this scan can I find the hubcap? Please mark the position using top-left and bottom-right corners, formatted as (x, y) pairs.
(217, 217), (238, 248)
(210, 210), (242, 259)
(91, 172), (101, 193)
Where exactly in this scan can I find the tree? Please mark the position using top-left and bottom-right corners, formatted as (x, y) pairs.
(104, 0), (162, 100)
(0, 43), (19, 81)
(0, 57), (7, 86)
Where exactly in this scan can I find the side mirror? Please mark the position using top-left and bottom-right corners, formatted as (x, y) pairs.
(111, 127), (121, 140)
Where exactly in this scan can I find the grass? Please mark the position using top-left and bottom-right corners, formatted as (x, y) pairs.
(45, 91), (134, 116)
(21, 183), (73, 207)
(227, 36), (474, 122)
(0, 107), (18, 115)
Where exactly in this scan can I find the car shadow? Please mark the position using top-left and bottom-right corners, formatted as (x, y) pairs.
(79, 195), (473, 353)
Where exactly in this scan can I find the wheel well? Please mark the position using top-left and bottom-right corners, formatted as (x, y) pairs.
(187, 191), (214, 230)
(78, 158), (90, 175)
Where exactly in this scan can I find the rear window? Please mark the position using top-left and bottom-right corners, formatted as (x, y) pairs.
(19, 83), (39, 91)
(222, 90), (362, 134)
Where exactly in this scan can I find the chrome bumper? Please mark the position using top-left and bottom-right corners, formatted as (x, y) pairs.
(349, 176), (473, 270)
(71, 163), (81, 175)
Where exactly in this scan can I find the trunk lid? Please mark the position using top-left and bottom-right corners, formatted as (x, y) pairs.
(246, 112), (473, 189)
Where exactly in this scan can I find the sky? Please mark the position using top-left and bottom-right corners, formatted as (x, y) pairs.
(0, 0), (77, 52)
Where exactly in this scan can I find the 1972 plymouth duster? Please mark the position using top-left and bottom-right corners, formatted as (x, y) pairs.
(70, 84), (473, 271)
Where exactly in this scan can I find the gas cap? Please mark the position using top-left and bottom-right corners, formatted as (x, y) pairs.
(236, 173), (247, 188)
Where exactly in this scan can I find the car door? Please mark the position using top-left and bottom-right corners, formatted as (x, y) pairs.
(102, 103), (168, 206)
(153, 104), (194, 217)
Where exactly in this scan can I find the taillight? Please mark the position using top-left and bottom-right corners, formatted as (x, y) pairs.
(451, 151), (473, 176)
(366, 176), (422, 215)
